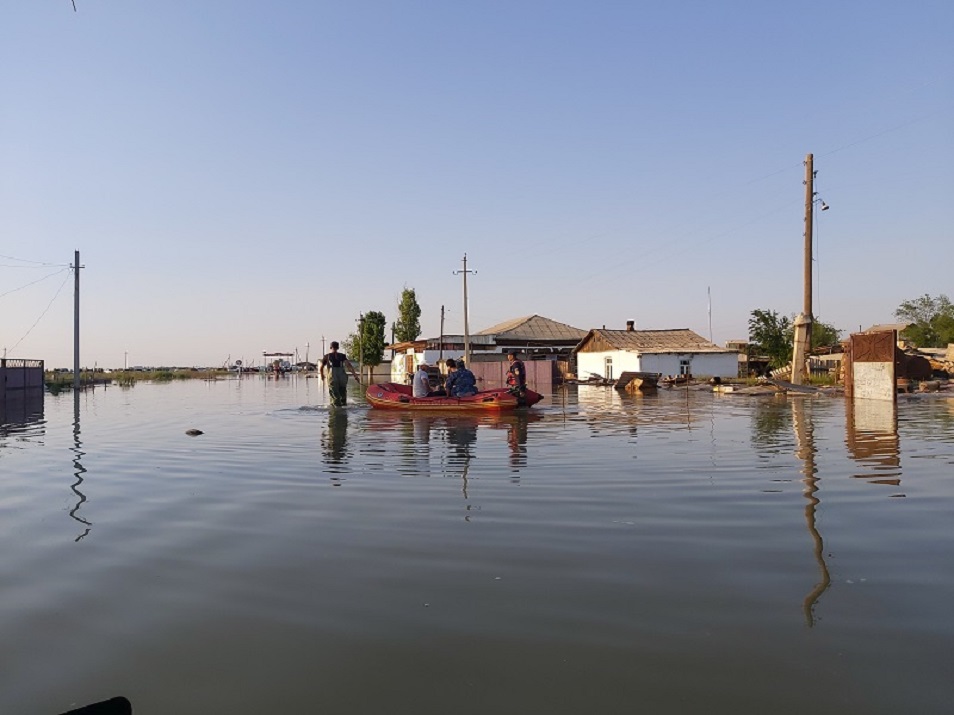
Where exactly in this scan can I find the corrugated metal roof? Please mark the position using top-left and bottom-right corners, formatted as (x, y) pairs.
(476, 314), (587, 341)
(577, 329), (737, 354)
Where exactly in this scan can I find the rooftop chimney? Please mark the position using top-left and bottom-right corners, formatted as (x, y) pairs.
(626, 320), (635, 331)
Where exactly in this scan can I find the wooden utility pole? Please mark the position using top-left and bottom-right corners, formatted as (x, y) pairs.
(803, 153), (815, 346)
(72, 250), (83, 391)
(357, 313), (365, 381)
(439, 305), (445, 363)
(454, 254), (476, 366)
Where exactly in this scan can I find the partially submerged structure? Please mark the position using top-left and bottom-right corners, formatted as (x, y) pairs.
(387, 314), (587, 384)
(574, 324), (740, 381)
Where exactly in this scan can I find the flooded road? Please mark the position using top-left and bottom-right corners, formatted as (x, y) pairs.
(2, 378), (953, 714)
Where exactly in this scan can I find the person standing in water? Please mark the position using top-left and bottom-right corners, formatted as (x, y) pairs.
(321, 341), (359, 407)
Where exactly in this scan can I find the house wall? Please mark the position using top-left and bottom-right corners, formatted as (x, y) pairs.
(390, 348), (464, 383)
(641, 353), (738, 378)
(577, 351), (738, 380)
(470, 361), (553, 393)
(576, 351), (644, 380)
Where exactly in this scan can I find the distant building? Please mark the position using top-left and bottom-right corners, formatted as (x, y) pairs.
(387, 314), (587, 384)
(574, 324), (740, 380)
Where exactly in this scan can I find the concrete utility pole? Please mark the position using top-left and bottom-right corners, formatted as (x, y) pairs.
(803, 153), (815, 345)
(454, 254), (476, 366)
(791, 154), (816, 385)
(72, 250), (84, 391)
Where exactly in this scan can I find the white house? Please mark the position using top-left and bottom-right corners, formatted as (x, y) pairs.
(575, 326), (740, 380)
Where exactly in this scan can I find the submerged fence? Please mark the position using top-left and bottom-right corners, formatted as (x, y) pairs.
(0, 358), (45, 400)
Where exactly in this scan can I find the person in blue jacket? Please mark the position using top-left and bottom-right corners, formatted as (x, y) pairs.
(444, 358), (478, 397)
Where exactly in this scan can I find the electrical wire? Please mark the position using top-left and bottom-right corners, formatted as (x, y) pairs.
(0, 253), (70, 268)
(6, 270), (73, 355)
(0, 267), (71, 300)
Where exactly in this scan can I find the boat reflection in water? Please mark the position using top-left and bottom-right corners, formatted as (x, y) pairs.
(362, 410), (542, 485)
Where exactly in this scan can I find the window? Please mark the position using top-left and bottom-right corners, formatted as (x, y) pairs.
(680, 358), (691, 376)
(604, 356), (613, 380)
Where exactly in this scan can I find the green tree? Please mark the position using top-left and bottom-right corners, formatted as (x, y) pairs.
(355, 311), (387, 377)
(748, 309), (792, 367)
(810, 319), (842, 349)
(340, 333), (358, 359)
(393, 288), (422, 343)
(895, 294), (954, 347)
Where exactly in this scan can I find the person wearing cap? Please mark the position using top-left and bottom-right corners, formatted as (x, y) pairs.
(506, 350), (527, 395)
(412, 362), (432, 397)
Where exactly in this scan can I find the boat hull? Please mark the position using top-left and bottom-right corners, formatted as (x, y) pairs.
(366, 382), (543, 411)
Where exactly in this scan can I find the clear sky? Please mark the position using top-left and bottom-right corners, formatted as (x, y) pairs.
(2, 1), (951, 368)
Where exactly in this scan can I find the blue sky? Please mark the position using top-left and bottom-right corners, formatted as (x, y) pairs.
(2, 1), (951, 368)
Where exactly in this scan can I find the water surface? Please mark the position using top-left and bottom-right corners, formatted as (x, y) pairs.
(2, 378), (953, 714)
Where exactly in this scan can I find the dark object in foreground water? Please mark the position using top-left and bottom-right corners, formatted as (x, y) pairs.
(185, 428), (204, 436)
(58, 696), (132, 715)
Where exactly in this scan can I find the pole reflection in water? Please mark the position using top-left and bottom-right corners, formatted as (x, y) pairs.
(70, 391), (91, 541)
(845, 398), (902, 488)
(791, 397), (830, 627)
(443, 417), (478, 502)
(321, 408), (351, 483)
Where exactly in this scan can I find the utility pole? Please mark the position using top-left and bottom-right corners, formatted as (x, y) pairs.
(439, 304), (445, 363)
(357, 314), (365, 381)
(803, 153), (815, 348)
(791, 154), (816, 385)
(71, 250), (83, 391)
(454, 254), (476, 366)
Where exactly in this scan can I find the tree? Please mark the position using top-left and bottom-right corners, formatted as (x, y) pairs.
(748, 309), (843, 369)
(393, 288), (422, 343)
(354, 311), (387, 378)
(810, 319), (842, 350)
(748, 309), (792, 368)
(896, 294), (954, 347)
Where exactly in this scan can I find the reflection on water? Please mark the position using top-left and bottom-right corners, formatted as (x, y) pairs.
(366, 411), (542, 473)
(0, 389), (45, 446)
(846, 398), (901, 486)
(70, 392), (91, 541)
(791, 398), (830, 627)
(321, 408), (351, 479)
(3, 380), (954, 714)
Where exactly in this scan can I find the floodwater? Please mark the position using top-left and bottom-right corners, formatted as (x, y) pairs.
(2, 377), (953, 714)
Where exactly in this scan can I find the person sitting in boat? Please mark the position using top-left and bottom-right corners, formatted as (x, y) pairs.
(412, 362), (432, 397)
(444, 358), (478, 397)
(506, 350), (527, 395)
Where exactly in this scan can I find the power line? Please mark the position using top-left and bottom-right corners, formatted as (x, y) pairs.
(6, 270), (73, 355)
(0, 253), (70, 268)
(0, 267), (71, 300)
